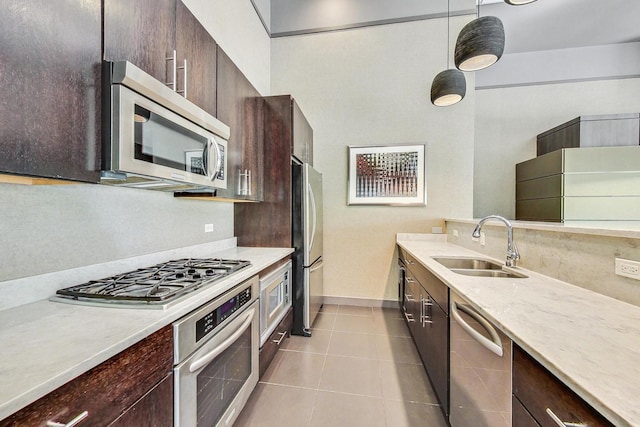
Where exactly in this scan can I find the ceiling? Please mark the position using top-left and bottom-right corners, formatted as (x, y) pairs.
(252, 0), (640, 54)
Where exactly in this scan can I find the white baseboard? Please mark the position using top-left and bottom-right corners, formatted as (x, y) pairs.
(323, 295), (399, 309)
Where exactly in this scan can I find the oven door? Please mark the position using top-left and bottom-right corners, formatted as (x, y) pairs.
(174, 300), (258, 427)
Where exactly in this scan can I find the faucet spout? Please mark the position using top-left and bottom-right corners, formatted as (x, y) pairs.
(472, 215), (520, 267)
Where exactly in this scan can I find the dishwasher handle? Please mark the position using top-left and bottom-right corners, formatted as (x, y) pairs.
(451, 301), (504, 357)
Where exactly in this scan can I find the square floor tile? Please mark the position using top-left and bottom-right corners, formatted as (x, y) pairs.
(235, 383), (317, 427)
(371, 316), (411, 337)
(319, 355), (382, 397)
(333, 314), (377, 334)
(384, 400), (448, 427)
(337, 305), (373, 316)
(378, 361), (439, 404)
(319, 304), (338, 313)
(311, 313), (336, 331)
(261, 350), (326, 389)
(374, 335), (422, 364)
(310, 391), (385, 427)
(281, 329), (331, 354)
(327, 331), (378, 359)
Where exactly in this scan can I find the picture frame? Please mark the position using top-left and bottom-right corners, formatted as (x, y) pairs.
(347, 144), (426, 206)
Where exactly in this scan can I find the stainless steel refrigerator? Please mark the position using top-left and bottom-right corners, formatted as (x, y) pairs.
(292, 161), (323, 336)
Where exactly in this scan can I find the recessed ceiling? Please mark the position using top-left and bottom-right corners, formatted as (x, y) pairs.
(253, 0), (640, 54)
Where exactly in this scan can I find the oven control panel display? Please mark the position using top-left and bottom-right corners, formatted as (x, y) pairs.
(195, 287), (252, 342)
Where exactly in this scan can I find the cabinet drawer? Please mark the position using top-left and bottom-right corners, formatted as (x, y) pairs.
(1, 326), (173, 427)
(259, 307), (293, 378)
(401, 251), (448, 314)
(512, 345), (613, 427)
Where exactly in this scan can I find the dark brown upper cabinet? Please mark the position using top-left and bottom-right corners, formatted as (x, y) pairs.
(215, 49), (264, 201)
(292, 100), (314, 165)
(0, 0), (102, 182)
(104, 0), (217, 115)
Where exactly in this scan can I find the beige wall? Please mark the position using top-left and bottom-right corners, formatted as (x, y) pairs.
(183, 0), (271, 95)
(271, 17), (476, 302)
(474, 78), (640, 219)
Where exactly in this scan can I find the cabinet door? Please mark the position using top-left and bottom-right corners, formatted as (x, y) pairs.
(216, 48), (264, 201)
(109, 373), (173, 427)
(104, 0), (176, 84)
(0, 326), (173, 427)
(175, 0), (216, 115)
(512, 345), (613, 427)
(0, 0), (101, 182)
(292, 100), (313, 165)
(421, 298), (449, 416)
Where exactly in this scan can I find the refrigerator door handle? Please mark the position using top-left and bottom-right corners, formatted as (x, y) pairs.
(309, 259), (324, 272)
(308, 182), (317, 252)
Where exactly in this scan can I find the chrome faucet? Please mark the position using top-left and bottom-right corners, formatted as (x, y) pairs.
(472, 215), (520, 267)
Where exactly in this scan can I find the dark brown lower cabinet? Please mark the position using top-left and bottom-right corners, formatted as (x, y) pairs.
(399, 249), (449, 419)
(0, 326), (173, 427)
(512, 396), (541, 427)
(259, 307), (293, 379)
(512, 344), (613, 427)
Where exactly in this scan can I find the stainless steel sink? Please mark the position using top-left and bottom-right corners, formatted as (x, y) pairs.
(432, 257), (503, 270)
(450, 269), (528, 279)
(432, 256), (528, 279)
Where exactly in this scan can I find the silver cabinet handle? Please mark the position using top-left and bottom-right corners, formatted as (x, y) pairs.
(405, 277), (415, 283)
(403, 311), (415, 323)
(177, 59), (187, 98)
(272, 331), (287, 345)
(404, 293), (414, 302)
(545, 408), (587, 427)
(422, 295), (433, 326)
(404, 259), (414, 265)
(451, 301), (503, 357)
(165, 50), (177, 91)
(47, 411), (88, 427)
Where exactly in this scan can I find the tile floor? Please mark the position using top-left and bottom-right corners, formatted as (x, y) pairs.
(234, 304), (448, 427)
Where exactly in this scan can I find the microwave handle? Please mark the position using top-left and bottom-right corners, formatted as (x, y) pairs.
(204, 139), (222, 182)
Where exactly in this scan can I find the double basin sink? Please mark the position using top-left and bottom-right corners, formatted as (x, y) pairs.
(432, 257), (528, 279)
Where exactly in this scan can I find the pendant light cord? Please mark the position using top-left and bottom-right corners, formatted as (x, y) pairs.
(446, 0), (450, 69)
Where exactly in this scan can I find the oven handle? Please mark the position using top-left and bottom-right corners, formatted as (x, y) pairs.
(451, 301), (503, 357)
(189, 307), (255, 373)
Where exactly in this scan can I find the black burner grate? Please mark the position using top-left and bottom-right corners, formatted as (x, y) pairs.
(56, 258), (251, 304)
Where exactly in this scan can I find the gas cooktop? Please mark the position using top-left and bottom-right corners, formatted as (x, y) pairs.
(53, 258), (251, 308)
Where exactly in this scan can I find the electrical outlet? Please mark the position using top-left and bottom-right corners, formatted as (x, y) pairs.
(480, 231), (486, 246)
(204, 224), (214, 233)
(615, 258), (640, 280)
(453, 229), (459, 237)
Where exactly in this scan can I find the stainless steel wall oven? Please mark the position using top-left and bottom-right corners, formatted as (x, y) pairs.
(173, 276), (259, 426)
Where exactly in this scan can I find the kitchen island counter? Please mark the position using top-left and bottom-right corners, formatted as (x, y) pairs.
(397, 234), (640, 427)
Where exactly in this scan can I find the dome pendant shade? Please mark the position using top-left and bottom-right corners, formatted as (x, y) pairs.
(505, 0), (537, 4)
(430, 69), (466, 106)
(454, 16), (505, 71)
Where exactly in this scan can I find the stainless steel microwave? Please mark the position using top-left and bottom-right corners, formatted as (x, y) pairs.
(101, 61), (229, 191)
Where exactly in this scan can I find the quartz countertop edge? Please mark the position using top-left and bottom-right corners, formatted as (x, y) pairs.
(0, 246), (293, 420)
(396, 235), (640, 427)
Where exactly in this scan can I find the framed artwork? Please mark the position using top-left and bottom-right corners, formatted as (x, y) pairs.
(347, 144), (426, 206)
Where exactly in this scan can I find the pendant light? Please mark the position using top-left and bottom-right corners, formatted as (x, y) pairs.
(505, 0), (537, 4)
(454, 1), (505, 72)
(430, 0), (466, 107)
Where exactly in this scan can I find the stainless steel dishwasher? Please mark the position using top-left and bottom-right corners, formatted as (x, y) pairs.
(449, 290), (512, 427)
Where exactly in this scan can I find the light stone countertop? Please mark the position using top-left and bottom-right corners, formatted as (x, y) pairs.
(397, 234), (640, 427)
(0, 246), (293, 420)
